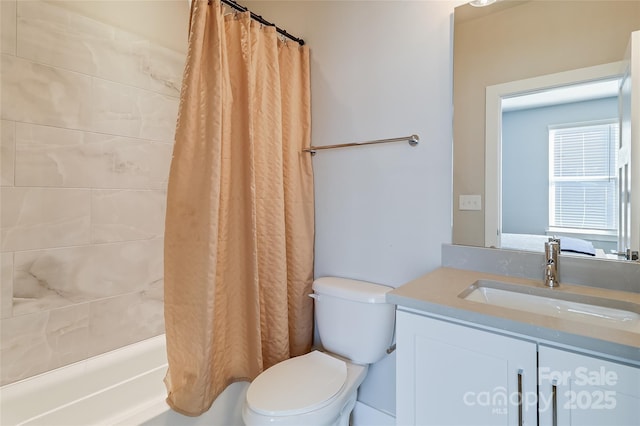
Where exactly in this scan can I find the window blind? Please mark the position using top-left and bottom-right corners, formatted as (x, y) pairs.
(549, 122), (618, 232)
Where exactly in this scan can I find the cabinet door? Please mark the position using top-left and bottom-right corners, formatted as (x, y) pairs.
(539, 346), (640, 426)
(396, 311), (537, 426)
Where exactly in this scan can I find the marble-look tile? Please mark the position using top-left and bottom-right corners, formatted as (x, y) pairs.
(1, 120), (15, 186)
(1, 0), (16, 55)
(0, 54), (93, 128)
(0, 187), (91, 252)
(91, 190), (166, 243)
(1, 54), (178, 143)
(17, 0), (183, 97)
(1, 253), (13, 319)
(45, 304), (91, 368)
(13, 239), (164, 316)
(85, 132), (173, 188)
(143, 43), (185, 96)
(87, 288), (164, 357)
(0, 304), (89, 385)
(136, 85), (180, 142)
(90, 78), (179, 143)
(14, 123), (172, 189)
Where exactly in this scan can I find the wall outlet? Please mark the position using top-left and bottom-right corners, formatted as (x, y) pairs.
(459, 194), (482, 211)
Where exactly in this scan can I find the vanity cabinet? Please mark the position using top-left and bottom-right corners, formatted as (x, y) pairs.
(396, 310), (538, 426)
(538, 346), (640, 426)
(396, 309), (640, 426)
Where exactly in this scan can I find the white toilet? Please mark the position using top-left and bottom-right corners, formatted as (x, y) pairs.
(242, 276), (396, 426)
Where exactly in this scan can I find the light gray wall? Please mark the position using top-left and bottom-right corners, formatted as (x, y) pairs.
(246, 1), (458, 418)
(502, 97), (618, 236)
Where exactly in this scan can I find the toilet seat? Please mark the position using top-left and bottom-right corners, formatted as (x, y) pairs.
(246, 351), (347, 417)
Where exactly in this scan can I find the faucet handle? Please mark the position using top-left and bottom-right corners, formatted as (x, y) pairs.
(545, 240), (559, 255)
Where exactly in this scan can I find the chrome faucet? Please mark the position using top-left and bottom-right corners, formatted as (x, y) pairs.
(544, 240), (560, 288)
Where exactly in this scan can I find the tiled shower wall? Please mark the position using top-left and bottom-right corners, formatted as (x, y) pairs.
(0, 0), (185, 385)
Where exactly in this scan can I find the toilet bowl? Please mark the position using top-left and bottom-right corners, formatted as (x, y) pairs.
(242, 277), (395, 426)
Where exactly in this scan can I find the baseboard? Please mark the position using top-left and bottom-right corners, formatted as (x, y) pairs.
(352, 401), (395, 426)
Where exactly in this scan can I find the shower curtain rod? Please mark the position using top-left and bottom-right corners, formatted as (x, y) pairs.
(303, 134), (420, 155)
(214, 0), (305, 46)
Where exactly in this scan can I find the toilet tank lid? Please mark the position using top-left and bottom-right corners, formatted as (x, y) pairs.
(312, 277), (393, 303)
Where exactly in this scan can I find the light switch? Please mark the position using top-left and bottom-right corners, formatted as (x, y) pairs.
(459, 195), (482, 211)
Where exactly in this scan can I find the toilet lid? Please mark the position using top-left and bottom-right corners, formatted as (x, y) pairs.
(246, 351), (347, 416)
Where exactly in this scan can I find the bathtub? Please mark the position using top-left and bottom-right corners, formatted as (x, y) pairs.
(0, 335), (249, 426)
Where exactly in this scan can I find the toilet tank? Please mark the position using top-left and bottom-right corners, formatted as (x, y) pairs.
(312, 277), (395, 365)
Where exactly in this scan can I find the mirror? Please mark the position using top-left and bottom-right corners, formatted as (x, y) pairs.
(452, 0), (640, 261)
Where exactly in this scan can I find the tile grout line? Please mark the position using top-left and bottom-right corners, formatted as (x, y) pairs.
(7, 115), (176, 146)
(10, 285), (164, 321)
(3, 50), (182, 100)
(4, 236), (165, 256)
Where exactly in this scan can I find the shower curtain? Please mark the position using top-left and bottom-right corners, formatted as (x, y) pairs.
(163, 0), (314, 416)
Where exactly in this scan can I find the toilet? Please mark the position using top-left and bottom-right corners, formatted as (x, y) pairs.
(242, 276), (396, 426)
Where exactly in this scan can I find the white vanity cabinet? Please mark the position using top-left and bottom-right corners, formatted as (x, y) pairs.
(538, 346), (640, 426)
(396, 310), (538, 426)
(396, 309), (640, 426)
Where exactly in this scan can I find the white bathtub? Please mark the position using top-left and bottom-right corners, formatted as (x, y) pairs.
(0, 335), (249, 426)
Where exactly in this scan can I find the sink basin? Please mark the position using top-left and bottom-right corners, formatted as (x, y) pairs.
(459, 279), (640, 333)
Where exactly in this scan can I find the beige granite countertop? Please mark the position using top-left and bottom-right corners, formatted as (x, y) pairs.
(388, 267), (640, 363)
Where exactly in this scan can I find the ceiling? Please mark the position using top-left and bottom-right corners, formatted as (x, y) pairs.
(501, 78), (621, 112)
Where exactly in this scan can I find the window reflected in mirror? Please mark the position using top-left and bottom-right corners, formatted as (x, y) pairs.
(499, 78), (623, 258)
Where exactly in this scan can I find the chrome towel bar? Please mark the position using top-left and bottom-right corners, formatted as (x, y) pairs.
(303, 134), (419, 155)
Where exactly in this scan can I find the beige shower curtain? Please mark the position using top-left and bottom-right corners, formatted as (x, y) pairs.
(163, 0), (314, 416)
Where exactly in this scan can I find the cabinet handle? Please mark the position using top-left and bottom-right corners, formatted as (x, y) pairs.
(517, 369), (523, 426)
(552, 380), (558, 426)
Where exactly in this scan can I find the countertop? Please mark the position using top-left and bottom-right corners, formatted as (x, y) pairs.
(387, 267), (640, 364)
